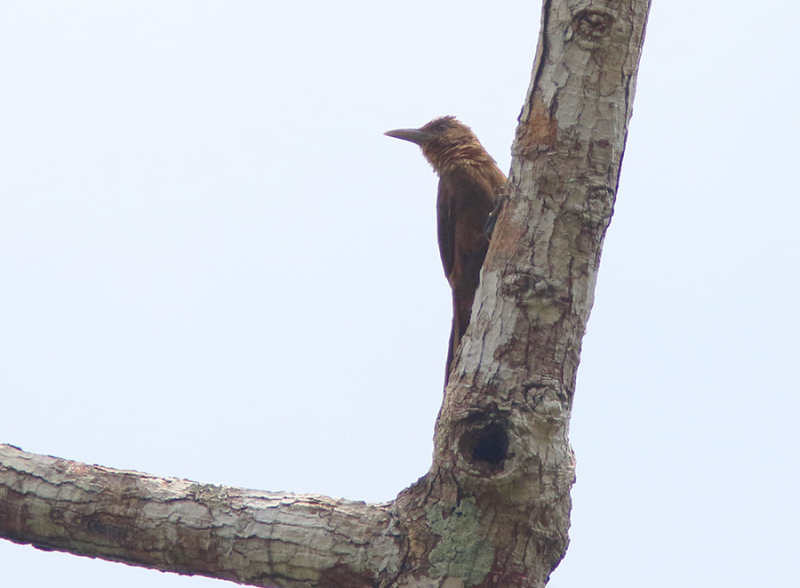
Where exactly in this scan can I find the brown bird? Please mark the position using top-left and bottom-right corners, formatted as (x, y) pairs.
(385, 116), (506, 384)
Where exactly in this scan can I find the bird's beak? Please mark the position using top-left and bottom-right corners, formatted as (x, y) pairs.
(384, 127), (433, 145)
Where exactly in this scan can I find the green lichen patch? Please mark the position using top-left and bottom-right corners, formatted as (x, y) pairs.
(427, 498), (494, 586)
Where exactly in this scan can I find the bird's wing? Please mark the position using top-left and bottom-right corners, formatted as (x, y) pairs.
(436, 178), (455, 280)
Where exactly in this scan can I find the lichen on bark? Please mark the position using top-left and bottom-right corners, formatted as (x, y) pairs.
(427, 498), (494, 586)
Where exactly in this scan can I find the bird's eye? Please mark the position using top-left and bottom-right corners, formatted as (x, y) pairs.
(436, 123), (447, 132)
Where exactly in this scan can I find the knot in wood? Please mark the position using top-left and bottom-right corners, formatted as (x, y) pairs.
(583, 185), (615, 226)
(501, 273), (568, 327)
(501, 272), (555, 298)
(572, 9), (615, 49)
(523, 377), (569, 412)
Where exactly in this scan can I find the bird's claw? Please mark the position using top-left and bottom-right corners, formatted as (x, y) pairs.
(484, 184), (509, 241)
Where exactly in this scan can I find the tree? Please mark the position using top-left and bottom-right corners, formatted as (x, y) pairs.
(0, 1), (651, 586)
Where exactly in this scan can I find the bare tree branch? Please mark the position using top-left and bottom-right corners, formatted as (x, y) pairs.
(0, 0), (652, 586)
(0, 444), (401, 588)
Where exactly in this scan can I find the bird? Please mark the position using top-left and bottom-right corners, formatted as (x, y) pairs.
(385, 116), (506, 385)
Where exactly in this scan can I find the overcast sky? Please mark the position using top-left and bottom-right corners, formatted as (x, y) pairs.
(2, 1), (798, 587)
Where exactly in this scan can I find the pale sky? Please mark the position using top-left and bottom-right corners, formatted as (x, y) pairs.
(1, 1), (798, 587)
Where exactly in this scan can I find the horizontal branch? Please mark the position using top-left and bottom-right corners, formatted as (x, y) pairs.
(0, 444), (402, 588)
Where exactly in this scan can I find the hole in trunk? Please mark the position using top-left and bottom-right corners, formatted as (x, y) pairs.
(459, 422), (508, 474)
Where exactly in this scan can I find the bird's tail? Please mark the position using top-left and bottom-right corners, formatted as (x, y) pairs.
(445, 317), (457, 386)
(445, 290), (474, 386)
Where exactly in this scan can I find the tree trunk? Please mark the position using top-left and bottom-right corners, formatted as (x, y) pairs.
(0, 1), (651, 586)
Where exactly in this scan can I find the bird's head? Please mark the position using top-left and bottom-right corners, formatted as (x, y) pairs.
(385, 116), (492, 174)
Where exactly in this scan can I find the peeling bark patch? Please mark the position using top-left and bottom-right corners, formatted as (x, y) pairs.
(427, 498), (494, 586)
(459, 423), (509, 475)
(515, 94), (558, 157)
(501, 272), (568, 327)
(319, 563), (374, 588)
(571, 10), (615, 49)
(86, 514), (131, 544)
(0, 487), (39, 543)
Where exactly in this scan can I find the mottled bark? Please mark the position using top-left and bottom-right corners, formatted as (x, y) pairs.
(409, 1), (652, 584)
(0, 1), (651, 586)
(0, 445), (401, 588)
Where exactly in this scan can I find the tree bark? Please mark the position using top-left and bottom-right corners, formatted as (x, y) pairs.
(0, 445), (399, 587)
(0, 0), (651, 586)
